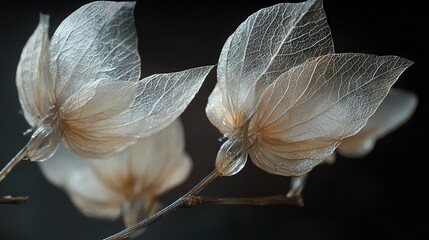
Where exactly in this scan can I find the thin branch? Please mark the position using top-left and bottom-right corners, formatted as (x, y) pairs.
(103, 169), (221, 240)
(0, 195), (28, 205)
(182, 194), (304, 207)
(0, 146), (29, 183)
(185, 169), (221, 195)
(104, 167), (307, 240)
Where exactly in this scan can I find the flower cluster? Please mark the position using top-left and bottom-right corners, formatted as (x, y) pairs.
(1, 0), (417, 238)
(207, 0), (414, 177)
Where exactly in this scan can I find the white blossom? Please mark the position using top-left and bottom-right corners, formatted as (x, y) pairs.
(206, 0), (412, 176)
(39, 119), (191, 234)
(16, 1), (213, 162)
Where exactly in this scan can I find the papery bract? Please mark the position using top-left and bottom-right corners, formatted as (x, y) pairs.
(39, 119), (191, 233)
(206, 0), (412, 176)
(14, 1), (213, 162)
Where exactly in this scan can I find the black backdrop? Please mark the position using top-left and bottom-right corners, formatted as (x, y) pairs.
(0, 1), (427, 239)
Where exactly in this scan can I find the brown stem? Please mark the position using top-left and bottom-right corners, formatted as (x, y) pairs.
(185, 169), (221, 195)
(103, 168), (306, 239)
(183, 194), (304, 207)
(0, 195), (28, 205)
(103, 169), (221, 240)
(0, 146), (29, 183)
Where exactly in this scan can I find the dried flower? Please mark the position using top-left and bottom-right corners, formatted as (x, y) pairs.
(1, 1), (212, 181)
(39, 119), (190, 236)
(206, 0), (412, 176)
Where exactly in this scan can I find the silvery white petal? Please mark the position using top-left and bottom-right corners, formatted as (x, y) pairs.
(49, 1), (140, 101)
(250, 53), (412, 176)
(217, 0), (333, 121)
(16, 14), (53, 127)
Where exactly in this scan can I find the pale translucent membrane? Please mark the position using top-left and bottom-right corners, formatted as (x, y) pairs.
(86, 120), (191, 195)
(49, 2), (141, 101)
(216, 0), (334, 120)
(38, 120), (191, 236)
(154, 154), (192, 195)
(250, 54), (412, 176)
(206, 84), (234, 133)
(338, 88), (418, 158)
(38, 145), (87, 187)
(96, 66), (214, 137)
(16, 14), (53, 127)
(207, 0), (412, 177)
(208, 0), (335, 177)
(15, 1), (143, 162)
(66, 167), (123, 219)
(39, 145), (123, 218)
(13, 1), (213, 165)
(61, 66), (213, 159)
(249, 144), (332, 176)
(61, 81), (138, 158)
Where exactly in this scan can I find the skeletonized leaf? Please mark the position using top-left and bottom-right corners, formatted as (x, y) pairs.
(3, 1), (211, 186)
(338, 88), (418, 158)
(49, 1), (140, 101)
(16, 14), (53, 127)
(61, 81), (138, 158)
(217, 0), (333, 122)
(50, 2), (213, 158)
(250, 53), (413, 176)
(87, 66), (214, 139)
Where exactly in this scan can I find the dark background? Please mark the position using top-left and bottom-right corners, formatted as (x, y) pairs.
(0, 0), (427, 239)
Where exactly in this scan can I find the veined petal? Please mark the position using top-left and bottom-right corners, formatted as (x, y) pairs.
(16, 14), (53, 127)
(217, 0), (333, 121)
(250, 53), (412, 176)
(61, 81), (138, 158)
(62, 131), (136, 159)
(50, 1), (140, 102)
(62, 81), (137, 122)
(205, 83), (234, 134)
(87, 65), (214, 139)
(338, 88), (418, 158)
(249, 146), (326, 176)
